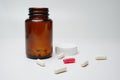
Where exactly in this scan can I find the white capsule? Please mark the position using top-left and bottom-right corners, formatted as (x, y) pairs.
(54, 67), (67, 74)
(36, 59), (45, 67)
(57, 53), (65, 59)
(95, 55), (107, 60)
(81, 60), (89, 67)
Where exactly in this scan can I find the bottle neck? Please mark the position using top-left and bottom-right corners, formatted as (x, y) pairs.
(28, 8), (49, 20)
(29, 15), (48, 20)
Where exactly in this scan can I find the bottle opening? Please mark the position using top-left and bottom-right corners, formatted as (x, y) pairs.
(29, 7), (49, 16)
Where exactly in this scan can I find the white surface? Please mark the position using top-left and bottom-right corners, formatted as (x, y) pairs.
(0, 0), (120, 80)
(0, 38), (120, 80)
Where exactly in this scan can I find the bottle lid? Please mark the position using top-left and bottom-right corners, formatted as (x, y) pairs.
(55, 43), (78, 56)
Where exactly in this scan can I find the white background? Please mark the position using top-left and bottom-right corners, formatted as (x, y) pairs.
(0, 0), (120, 80)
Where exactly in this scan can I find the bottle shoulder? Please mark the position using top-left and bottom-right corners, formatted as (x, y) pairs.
(25, 18), (52, 23)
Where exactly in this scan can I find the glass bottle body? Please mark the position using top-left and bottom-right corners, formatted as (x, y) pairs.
(25, 8), (52, 59)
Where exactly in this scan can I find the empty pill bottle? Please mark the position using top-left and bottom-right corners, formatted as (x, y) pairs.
(25, 7), (53, 59)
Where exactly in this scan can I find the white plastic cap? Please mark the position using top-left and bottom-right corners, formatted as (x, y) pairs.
(55, 43), (78, 56)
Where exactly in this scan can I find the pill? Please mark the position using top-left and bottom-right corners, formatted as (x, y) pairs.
(81, 60), (88, 67)
(63, 58), (75, 64)
(54, 67), (67, 74)
(57, 53), (65, 59)
(95, 55), (107, 60)
(36, 59), (45, 67)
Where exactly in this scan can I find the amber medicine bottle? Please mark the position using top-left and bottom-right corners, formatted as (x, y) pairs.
(25, 8), (52, 59)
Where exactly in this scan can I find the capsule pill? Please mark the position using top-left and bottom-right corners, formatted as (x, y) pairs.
(54, 67), (67, 74)
(81, 60), (88, 67)
(57, 53), (65, 59)
(95, 55), (107, 60)
(63, 58), (75, 64)
(36, 59), (45, 67)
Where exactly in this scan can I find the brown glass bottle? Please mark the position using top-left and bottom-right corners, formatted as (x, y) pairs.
(25, 8), (52, 59)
